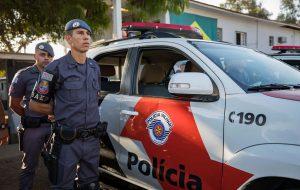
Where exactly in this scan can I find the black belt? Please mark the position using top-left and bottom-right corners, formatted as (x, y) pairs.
(21, 116), (51, 128)
(77, 127), (99, 139)
(56, 122), (107, 144)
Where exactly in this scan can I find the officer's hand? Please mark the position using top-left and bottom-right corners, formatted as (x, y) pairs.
(48, 115), (55, 122)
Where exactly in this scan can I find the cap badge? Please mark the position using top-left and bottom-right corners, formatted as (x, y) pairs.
(72, 22), (80, 28)
(39, 45), (44, 49)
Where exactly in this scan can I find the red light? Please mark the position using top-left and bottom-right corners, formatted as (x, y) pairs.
(272, 45), (300, 50)
(122, 22), (196, 31)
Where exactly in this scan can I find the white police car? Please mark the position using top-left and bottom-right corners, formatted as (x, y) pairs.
(88, 36), (300, 190)
(271, 45), (300, 70)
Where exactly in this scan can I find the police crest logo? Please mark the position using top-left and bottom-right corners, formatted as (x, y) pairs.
(39, 45), (44, 50)
(146, 111), (173, 145)
(72, 22), (80, 28)
(37, 80), (49, 95)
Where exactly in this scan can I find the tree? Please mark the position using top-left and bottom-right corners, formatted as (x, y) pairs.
(0, 0), (109, 52)
(0, 0), (189, 53)
(220, 0), (272, 19)
(277, 0), (299, 24)
(124, 0), (189, 21)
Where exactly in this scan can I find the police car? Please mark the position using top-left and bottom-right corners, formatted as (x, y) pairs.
(271, 45), (300, 70)
(88, 35), (300, 190)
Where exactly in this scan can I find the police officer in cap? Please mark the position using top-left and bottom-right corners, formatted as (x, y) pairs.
(30, 19), (101, 190)
(9, 42), (54, 190)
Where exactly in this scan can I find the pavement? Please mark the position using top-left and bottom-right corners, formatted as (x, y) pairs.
(0, 144), (50, 190)
(0, 144), (122, 190)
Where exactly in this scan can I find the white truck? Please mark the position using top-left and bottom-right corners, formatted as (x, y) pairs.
(89, 37), (300, 190)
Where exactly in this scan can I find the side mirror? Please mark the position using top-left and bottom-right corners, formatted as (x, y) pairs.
(168, 72), (213, 95)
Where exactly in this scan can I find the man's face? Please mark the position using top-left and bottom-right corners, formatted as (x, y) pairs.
(34, 49), (53, 69)
(65, 28), (91, 53)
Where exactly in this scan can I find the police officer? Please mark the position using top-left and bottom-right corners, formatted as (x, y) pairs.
(29, 19), (101, 190)
(9, 42), (54, 190)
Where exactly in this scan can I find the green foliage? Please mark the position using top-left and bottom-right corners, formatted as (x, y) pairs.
(220, 0), (272, 19)
(0, 0), (109, 53)
(124, 0), (189, 21)
(0, 0), (189, 52)
(277, 0), (299, 24)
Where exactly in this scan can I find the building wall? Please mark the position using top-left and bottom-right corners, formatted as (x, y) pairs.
(176, 3), (300, 54)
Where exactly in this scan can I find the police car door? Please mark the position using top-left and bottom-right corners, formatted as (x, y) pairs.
(118, 41), (226, 190)
(95, 49), (133, 177)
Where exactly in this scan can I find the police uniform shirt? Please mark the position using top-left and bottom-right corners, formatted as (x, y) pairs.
(9, 66), (46, 117)
(31, 52), (101, 129)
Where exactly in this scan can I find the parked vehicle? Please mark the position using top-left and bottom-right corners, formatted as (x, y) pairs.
(89, 36), (300, 190)
(122, 22), (203, 39)
(271, 45), (300, 69)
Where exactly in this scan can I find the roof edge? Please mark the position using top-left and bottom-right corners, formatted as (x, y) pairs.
(0, 52), (35, 61)
(189, 0), (300, 30)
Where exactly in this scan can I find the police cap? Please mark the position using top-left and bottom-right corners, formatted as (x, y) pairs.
(35, 42), (54, 57)
(65, 19), (92, 34)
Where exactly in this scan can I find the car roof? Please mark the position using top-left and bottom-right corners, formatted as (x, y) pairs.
(88, 38), (190, 58)
(88, 38), (246, 59)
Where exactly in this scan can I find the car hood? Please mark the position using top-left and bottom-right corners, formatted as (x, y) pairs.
(262, 89), (300, 101)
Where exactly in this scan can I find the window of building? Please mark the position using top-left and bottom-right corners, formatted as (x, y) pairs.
(217, 28), (223, 41)
(136, 48), (203, 98)
(269, 36), (274, 46)
(278, 37), (287, 44)
(236, 31), (247, 46)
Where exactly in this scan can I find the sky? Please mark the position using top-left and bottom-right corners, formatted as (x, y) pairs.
(26, 0), (282, 59)
(196, 0), (281, 20)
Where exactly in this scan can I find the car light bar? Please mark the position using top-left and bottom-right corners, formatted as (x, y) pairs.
(123, 22), (195, 31)
(122, 22), (203, 39)
(272, 45), (300, 50)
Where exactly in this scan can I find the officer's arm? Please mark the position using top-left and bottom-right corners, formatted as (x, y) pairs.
(8, 71), (25, 116)
(29, 100), (53, 115)
(29, 70), (56, 115)
(9, 97), (25, 116)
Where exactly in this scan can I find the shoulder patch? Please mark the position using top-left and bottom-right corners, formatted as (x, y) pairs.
(41, 72), (53, 81)
(36, 80), (49, 95)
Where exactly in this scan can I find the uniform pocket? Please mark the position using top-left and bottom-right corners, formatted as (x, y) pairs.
(64, 80), (84, 102)
(92, 79), (100, 90)
(89, 77), (100, 103)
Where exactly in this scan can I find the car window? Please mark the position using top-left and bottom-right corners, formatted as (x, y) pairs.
(272, 55), (300, 70)
(94, 50), (128, 96)
(135, 48), (203, 98)
(190, 41), (300, 91)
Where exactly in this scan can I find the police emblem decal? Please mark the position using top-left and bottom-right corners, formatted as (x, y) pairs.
(37, 80), (49, 95)
(39, 45), (44, 49)
(72, 22), (80, 28)
(146, 111), (173, 145)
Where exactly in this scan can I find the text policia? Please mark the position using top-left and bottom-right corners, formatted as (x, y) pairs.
(127, 152), (202, 190)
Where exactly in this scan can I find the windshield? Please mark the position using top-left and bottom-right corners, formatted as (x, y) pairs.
(190, 41), (300, 91)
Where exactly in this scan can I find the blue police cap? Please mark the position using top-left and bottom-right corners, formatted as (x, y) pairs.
(35, 42), (54, 57)
(65, 19), (92, 33)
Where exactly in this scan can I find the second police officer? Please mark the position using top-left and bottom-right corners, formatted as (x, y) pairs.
(9, 42), (54, 190)
(29, 19), (102, 190)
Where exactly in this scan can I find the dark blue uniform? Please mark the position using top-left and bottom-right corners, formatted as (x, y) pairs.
(31, 51), (101, 189)
(9, 65), (51, 190)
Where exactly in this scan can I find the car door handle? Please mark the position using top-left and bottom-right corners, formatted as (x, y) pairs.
(120, 110), (139, 116)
